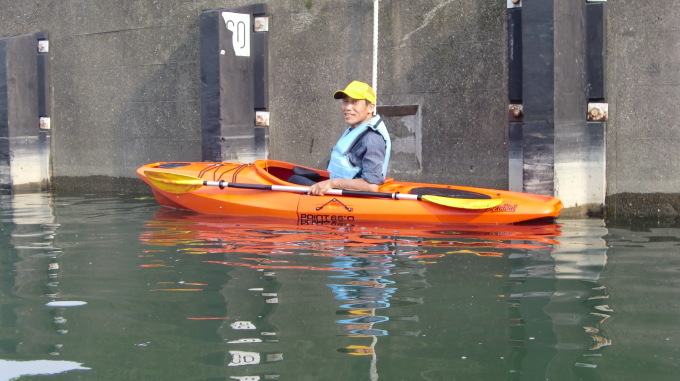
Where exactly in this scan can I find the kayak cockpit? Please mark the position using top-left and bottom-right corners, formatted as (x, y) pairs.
(253, 159), (330, 184)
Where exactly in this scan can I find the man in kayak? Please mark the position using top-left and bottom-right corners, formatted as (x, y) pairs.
(290, 80), (391, 195)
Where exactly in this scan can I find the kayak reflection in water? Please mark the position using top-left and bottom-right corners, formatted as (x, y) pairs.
(328, 253), (396, 338)
(337, 345), (375, 356)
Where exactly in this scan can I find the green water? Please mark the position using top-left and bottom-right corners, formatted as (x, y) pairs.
(0, 193), (678, 380)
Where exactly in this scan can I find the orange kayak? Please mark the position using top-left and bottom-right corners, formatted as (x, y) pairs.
(136, 160), (562, 224)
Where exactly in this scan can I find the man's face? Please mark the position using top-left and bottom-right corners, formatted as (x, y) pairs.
(341, 96), (375, 127)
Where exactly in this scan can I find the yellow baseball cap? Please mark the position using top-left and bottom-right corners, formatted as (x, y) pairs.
(333, 81), (376, 104)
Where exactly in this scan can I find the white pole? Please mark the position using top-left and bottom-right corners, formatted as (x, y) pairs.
(372, 0), (379, 101)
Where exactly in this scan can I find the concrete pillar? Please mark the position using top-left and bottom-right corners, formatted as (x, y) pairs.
(200, 4), (269, 163)
(508, 0), (606, 216)
(0, 33), (50, 194)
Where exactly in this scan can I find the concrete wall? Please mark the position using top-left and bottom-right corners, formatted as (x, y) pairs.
(0, 0), (508, 192)
(605, 1), (680, 218)
(1, 0), (679, 217)
(269, 0), (508, 187)
(0, 0), (214, 190)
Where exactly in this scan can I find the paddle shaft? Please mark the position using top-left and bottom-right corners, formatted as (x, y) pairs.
(204, 180), (422, 201)
(143, 170), (503, 209)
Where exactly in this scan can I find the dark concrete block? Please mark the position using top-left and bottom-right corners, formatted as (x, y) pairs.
(586, 2), (606, 101)
(0, 33), (50, 192)
(200, 4), (268, 162)
(508, 7), (522, 102)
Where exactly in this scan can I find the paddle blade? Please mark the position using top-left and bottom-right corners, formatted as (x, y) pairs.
(422, 195), (503, 209)
(144, 171), (204, 194)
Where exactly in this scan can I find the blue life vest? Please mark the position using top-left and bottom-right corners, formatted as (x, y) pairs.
(327, 115), (391, 180)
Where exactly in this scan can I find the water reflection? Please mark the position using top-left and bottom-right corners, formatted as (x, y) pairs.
(329, 252), (397, 338)
(8, 194), (668, 380)
(505, 219), (610, 380)
(0, 194), (680, 381)
(140, 208), (566, 379)
(0, 193), (89, 379)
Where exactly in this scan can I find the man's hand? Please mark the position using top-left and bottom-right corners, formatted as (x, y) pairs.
(307, 178), (379, 195)
(308, 179), (336, 195)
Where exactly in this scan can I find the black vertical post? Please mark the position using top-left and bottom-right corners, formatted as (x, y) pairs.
(508, 5), (523, 191)
(584, 1), (607, 216)
(36, 32), (50, 119)
(508, 7), (523, 104)
(200, 4), (268, 163)
(521, 0), (555, 196)
(0, 40), (7, 191)
(512, 0), (605, 213)
(0, 33), (50, 193)
(36, 32), (51, 186)
(586, 2), (606, 102)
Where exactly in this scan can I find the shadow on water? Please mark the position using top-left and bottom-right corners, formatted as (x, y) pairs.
(0, 193), (679, 380)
